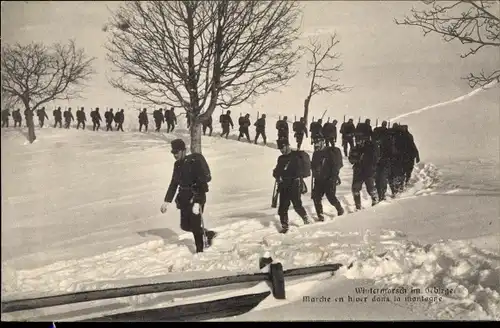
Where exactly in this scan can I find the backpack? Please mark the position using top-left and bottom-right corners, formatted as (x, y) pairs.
(293, 121), (299, 132)
(219, 114), (224, 124)
(294, 150), (311, 178)
(189, 153), (212, 185)
(329, 146), (343, 172)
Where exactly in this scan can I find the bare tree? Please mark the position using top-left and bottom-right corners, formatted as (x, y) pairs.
(105, 1), (302, 153)
(302, 33), (349, 125)
(395, 0), (500, 88)
(1, 40), (95, 143)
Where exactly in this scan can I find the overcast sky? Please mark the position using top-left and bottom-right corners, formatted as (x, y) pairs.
(2, 1), (498, 119)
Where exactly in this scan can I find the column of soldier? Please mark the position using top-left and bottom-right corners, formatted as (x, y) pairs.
(270, 115), (420, 234)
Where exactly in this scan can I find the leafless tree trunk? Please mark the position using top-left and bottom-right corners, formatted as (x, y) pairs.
(302, 33), (349, 125)
(1, 40), (95, 143)
(105, 1), (302, 154)
(395, 0), (500, 88)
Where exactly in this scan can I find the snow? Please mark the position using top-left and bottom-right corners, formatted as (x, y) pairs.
(2, 82), (499, 321)
(1, 0), (500, 322)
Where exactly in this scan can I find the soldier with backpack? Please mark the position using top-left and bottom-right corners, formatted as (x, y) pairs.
(165, 107), (177, 133)
(63, 108), (74, 129)
(138, 108), (149, 132)
(76, 107), (86, 130)
(292, 117), (308, 150)
(202, 115), (213, 136)
(309, 119), (323, 144)
(254, 114), (267, 145)
(372, 120), (392, 201)
(37, 107), (49, 128)
(237, 113), (251, 142)
(322, 120), (338, 147)
(53, 107), (62, 128)
(115, 109), (125, 132)
(272, 138), (311, 234)
(340, 118), (356, 156)
(276, 116), (289, 142)
(348, 135), (379, 210)
(90, 108), (102, 131)
(219, 110), (234, 138)
(160, 139), (217, 253)
(311, 136), (345, 221)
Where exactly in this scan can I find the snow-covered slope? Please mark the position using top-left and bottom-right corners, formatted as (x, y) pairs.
(2, 82), (499, 321)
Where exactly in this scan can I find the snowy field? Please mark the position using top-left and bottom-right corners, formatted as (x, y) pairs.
(1, 81), (499, 321)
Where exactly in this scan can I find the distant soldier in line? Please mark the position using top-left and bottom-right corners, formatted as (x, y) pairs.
(165, 107), (177, 133)
(153, 108), (164, 132)
(309, 118), (323, 144)
(53, 107), (62, 128)
(355, 118), (373, 143)
(272, 138), (311, 233)
(138, 108), (149, 132)
(238, 113), (251, 142)
(90, 108), (102, 131)
(1, 108), (10, 127)
(202, 115), (213, 136)
(219, 110), (234, 138)
(254, 113), (267, 145)
(372, 120), (391, 201)
(36, 107), (49, 128)
(388, 123), (406, 196)
(105, 108), (115, 131)
(292, 117), (308, 150)
(340, 118), (355, 156)
(115, 109), (125, 132)
(276, 116), (289, 142)
(13, 109), (22, 127)
(63, 108), (74, 129)
(322, 119), (338, 147)
(160, 139), (217, 253)
(76, 107), (87, 130)
(348, 135), (379, 210)
(400, 125), (420, 188)
(311, 135), (345, 221)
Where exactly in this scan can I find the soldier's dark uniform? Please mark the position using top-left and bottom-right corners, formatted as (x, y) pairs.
(105, 109), (115, 131)
(164, 139), (217, 253)
(165, 107), (177, 133)
(340, 118), (355, 156)
(273, 138), (310, 233)
(388, 123), (406, 196)
(76, 107), (87, 130)
(292, 118), (308, 150)
(13, 109), (22, 127)
(238, 114), (251, 142)
(400, 125), (420, 187)
(309, 119), (323, 144)
(254, 114), (267, 145)
(63, 108), (74, 129)
(322, 120), (337, 147)
(91, 108), (102, 131)
(202, 115), (213, 136)
(372, 121), (391, 201)
(37, 107), (49, 128)
(1, 109), (10, 127)
(153, 109), (164, 132)
(276, 116), (289, 142)
(115, 109), (125, 132)
(138, 108), (148, 132)
(311, 136), (345, 221)
(355, 119), (373, 144)
(53, 107), (62, 128)
(220, 110), (234, 138)
(348, 138), (379, 210)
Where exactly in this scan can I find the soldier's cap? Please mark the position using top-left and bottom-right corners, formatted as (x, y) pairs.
(313, 135), (325, 143)
(276, 138), (289, 149)
(171, 139), (186, 153)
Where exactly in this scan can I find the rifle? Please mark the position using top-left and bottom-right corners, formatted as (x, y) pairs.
(310, 176), (315, 199)
(271, 180), (280, 208)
